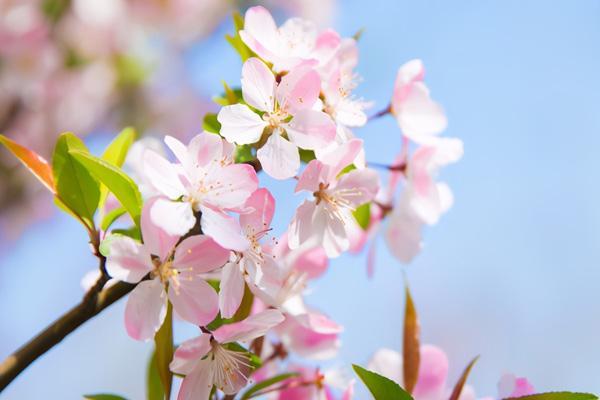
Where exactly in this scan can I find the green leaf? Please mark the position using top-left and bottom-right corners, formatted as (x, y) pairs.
(505, 393), (598, 400)
(352, 364), (413, 400)
(448, 356), (479, 400)
(111, 227), (141, 241)
(235, 145), (254, 164)
(240, 373), (299, 399)
(115, 55), (147, 87)
(83, 395), (128, 400)
(69, 150), (142, 229)
(147, 350), (165, 400)
(52, 132), (100, 231)
(299, 149), (316, 164)
(98, 128), (136, 210)
(225, 11), (255, 61)
(353, 203), (371, 230)
(42, 0), (69, 23)
(101, 206), (127, 232)
(203, 113), (222, 134)
(403, 284), (420, 394)
(0, 134), (56, 193)
(213, 85), (244, 106)
(154, 302), (174, 400)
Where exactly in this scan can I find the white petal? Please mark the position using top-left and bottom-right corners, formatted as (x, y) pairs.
(241, 58), (276, 111)
(149, 198), (196, 236)
(143, 149), (187, 199)
(217, 104), (267, 145)
(257, 132), (300, 180)
(219, 262), (245, 319)
(124, 279), (167, 341)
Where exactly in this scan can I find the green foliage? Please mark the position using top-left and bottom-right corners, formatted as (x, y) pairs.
(299, 149), (316, 164)
(111, 227), (141, 241)
(52, 133), (100, 231)
(214, 83), (243, 106)
(240, 373), (299, 399)
(235, 145), (254, 163)
(83, 395), (128, 400)
(41, 0), (70, 23)
(0, 134), (55, 193)
(225, 11), (255, 61)
(115, 55), (147, 87)
(101, 206), (127, 232)
(69, 149), (142, 229)
(203, 113), (222, 134)
(352, 364), (414, 400)
(505, 393), (598, 400)
(353, 203), (371, 230)
(98, 127), (136, 210)
(147, 350), (165, 400)
(153, 302), (174, 400)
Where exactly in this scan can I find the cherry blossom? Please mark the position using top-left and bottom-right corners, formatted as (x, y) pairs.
(217, 57), (336, 179)
(105, 197), (230, 341)
(276, 365), (355, 400)
(170, 310), (284, 400)
(391, 59), (447, 144)
(289, 139), (379, 257)
(142, 132), (258, 250)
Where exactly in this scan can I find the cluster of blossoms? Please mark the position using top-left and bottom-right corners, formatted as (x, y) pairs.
(2, 5), (564, 400)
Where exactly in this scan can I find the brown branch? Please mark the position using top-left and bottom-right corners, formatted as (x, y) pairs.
(0, 269), (137, 392)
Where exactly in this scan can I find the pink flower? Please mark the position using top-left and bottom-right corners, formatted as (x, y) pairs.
(497, 374), (535, 398)
(289, 139), (379, 257)
(219, 188), (277, 318)
(239, 6), (341, 72)
(391, 59), (447, 144)
(170, 310), (284, 399)
(276, 365), (354, 400)
(105, 197), (230, 341)
(217, 57), (336, 179)
(142, 132), (258, 250)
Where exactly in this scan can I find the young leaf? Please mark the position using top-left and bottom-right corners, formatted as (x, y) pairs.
(203, 113), (222, 134)
(505, 393), (598, 400)
(352, 364), (414, 400)
(0, 134), (55, 193)
(154, 302), (174, 400)
(448, 356), (479, 400)
(52, 132), (100, 230)
(83, 395), (128, 400)
(235, 145), (254, 163)
(69, 150), (142, 229)
(225, 11), (255, 61)
(101, 206), (127, 232)
(147, 350), (165, 400)
(403, 284), (420, 394)
(240, 373), (299, 399)
(98, 127), (136, 210)
(353, 203), (371, 230)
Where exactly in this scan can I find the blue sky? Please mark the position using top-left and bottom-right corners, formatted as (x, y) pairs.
(2, 0), (600, 398)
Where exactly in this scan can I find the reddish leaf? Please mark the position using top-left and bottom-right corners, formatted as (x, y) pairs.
(448, 356), (479, 400)
(403, 284), (420, 394)
(0, 134), (55, 193)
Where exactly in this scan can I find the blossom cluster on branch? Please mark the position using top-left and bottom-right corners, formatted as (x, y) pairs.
(0, 5), (596, 400)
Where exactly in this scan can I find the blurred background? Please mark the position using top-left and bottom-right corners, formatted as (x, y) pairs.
(1, 0), (600, 398)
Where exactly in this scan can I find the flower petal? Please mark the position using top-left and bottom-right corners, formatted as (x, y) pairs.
(257, 132), (300, 180)
(203, 163), (258, 210)
(286, 109), (336, 150)
(150, 197), (196, 237)
(177, 360), (213, 400)
(212, 309), (285, 344)
(276, 66), (321, 114)
(241, 58), (276, 112)
(368, 348), (403, 386)
(335, 168), (379, 208)
(169, 277), (219, 326)
(318, 138), (364, 180)
(288, 200), (318, 250)
(397, 82), (447, 142)
(200, 206), (249, 252)
(413, 345), (449, 399)
(219, 262), (246, 319)
(106, 236), (152, 283)
(239, 6), (280, 63)
(385, 197), (423, 263)
(170, 333), (212, 375)
(125, 279), (166, 341)
(218, 104), (267, 145)
(240, 188), (275, 233)
(174, 235), (230, 274)
(141, 197), (179, 260)
(143, 149), (187, 199)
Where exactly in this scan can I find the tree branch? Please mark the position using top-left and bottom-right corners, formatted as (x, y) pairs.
(0, 273), (136, 391)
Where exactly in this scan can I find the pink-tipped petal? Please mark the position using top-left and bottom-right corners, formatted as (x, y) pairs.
(318, 138), (364, 180)
(257, 132), (300, 180)
(106, 236), (153, 283)
(286, 109), (336, 150)
(295, 160), (327, 193)
(200, 206), (250, 252)
(177, 360), (213, 400)
(218, 104), (267, 145)
(141, 197), (179, 260)
(203, 163), (258, 210)
(143, 149), (187, 199)
(213, 309), (285, 344)
(276, 66), (321, 113)
(413, 345), (449, 399)
(288, 200), (318, 250)
(170, 334), (212, 375)
(239, 6), (280, 62)
(150, 197), (196, 236)
(385, 200), (423, 264)
(335, 168), (379, 208)
(397, 83), (447, 142)
(174, 235), (230, 274)
(240, 188), (275, 233)
(124, 279), (167, 341)
(242, 58), (276, 112)
(219, 262), (246, 319)
(168, 277), (219, 326)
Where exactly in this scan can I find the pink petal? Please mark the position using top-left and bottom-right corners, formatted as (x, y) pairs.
(240, 188), (275, 233)
(335, 98), (368, 127)
(290, 246), (328, 280)
(170, 333), (212, 375)
(203, 163), (258, 210)
(164, 135), (189, 167)
(334, 168), (379, 208)
(173, 235), (230, 274)
(177, 360), (213, 400)
(257, 132), (300, 180)
(217, 104), (267, 145)
(288, 200), (318, 250)
(276, 66), (321, 114)
(189, 132), (225, 168)
(313, 29), (341, 65)
(277, 314), (340, 360)
(318, 138), (364, 180)
(168, 277), (219, 326)
(239, 6), (280, 63)
(212, 309), (284, 344)
(367, 348), (403, 385)
(392, 59), (425, 106)
(106, 236), (153, 283)
(124, 279), (167, 341)
(150, 197), (196, 236)
(286, 109), (336, 150)
(396, 83), (447, 142)
(200, 206), (249, 252)
(141, 197), (179, 260)
(219, 262), (245, 319)
(143, 149), (187, 199)
(241, 58), (276, 112)
(413, 345), (449, 399)
(384, 198), (423, 263)
(295, 160), (327, 193)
